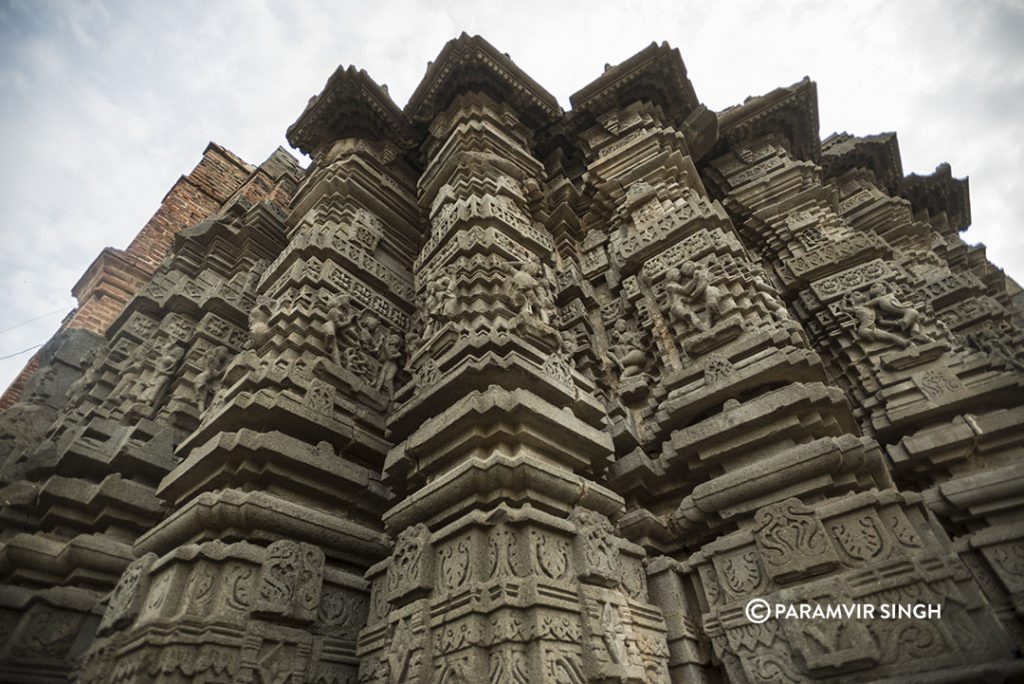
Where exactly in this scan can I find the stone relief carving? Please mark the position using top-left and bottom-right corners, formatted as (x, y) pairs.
(255, 540), (326, 623)
(502, 259), (557, 331)
(97, 553), (157, 635)
(3, 35), (1022, 684)
(965, 325), (1024, 372)
(665, 264), (711, 333)
(571, 508), (622, 587)
(423, 271), (457, 338)
(386, 524), (433, 603)
(249, 296), (274, 348)
(753, 499), (839, 583)
(845, 289), (915, 348)
(323, 293), (357, 364)
(866, 282), (931, 342)
(127, 340), (185, 418)
(194, 346), (229, 413)
(374, 331), (404, 398)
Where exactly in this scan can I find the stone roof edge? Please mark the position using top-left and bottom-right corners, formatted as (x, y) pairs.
(568, 41), (699, 122)
(286, 65), (413, 155)
(716, 77), (821, 162)
(404, 33), (562, 126)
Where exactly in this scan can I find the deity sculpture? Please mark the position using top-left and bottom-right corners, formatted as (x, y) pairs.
(107, 344), (148, 406)
(374, 333), (403, 397)
(664, 265), (708, 332)
(356, 313), (384, 376)
(752, 271), (789, 320)
(195, 347), (230, 413)
(866, 282), (930, 342)
(423, 272), (456, 339)
(323, 294), (357, 364)
(63, 348), (104, 413)
(504, 260), (555, 328)
(403, 312), (425, 361)
(846, 289), (912, 348)
(249, 297), (274, 348)
(606, 320), (647, 381)
(130, 342), (185, 418)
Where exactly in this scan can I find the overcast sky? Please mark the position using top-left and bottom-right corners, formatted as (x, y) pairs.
(2, 0), (1023, 393)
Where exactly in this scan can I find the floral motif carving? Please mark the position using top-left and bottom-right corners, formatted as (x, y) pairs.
(98, 553), (157, 635)
(439, 538), (471, 590)
(488, 526), (523, 579)
(570, 508), (621, 586)
(830, 514), (886, 562)
(754, 498), (839, 583)
(386, 523), (433, 603)
(256, 540), (325, 622)
(532, 531), (570, 581)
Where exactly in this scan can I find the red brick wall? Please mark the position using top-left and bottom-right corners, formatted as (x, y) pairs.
(1, 143), (257, 407)
(63, 144), (255, 335)
(122, 144), (255, 272)
(0, 354), (39, 411)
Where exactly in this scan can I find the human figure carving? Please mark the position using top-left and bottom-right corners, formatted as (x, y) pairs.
(108, 345), (147, 405)
(64, 348), (103, 410)
(504, 260), (554, 327)
(338, 311), (384, 381)
(866, 282), (930, 342)
(131, 342), (185, 417)
(607, 320), (646, 380)
(374, 333), (403, 397)
(323, 295), (356, 364)
(664, 266), (708, 332)
(195, 347), (230, 413)
(358, 313), (384, 358)
(846, 290), (911, 348)
(536, 272), (558, 325)
(752, 271), (789, 320)
(438, 274), (457, 319)
(423, 273), (456, 338)
(249, 297), (273, 348)
(689, 263), (725, 326)
(404, 312), (424, 360)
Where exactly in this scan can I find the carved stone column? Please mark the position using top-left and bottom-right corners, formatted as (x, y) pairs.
(358, 37), (672, 684)
(5, 31), (1024, 684)
(0, 153), (297, 683)
(698, 81), (1022, 678)
(76, 73), (421, 683)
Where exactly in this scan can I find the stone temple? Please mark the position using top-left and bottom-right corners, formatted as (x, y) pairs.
(1, 33), (1023, 683)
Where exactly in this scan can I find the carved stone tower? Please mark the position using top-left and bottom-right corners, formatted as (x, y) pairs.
(1, 34), (1023, 684)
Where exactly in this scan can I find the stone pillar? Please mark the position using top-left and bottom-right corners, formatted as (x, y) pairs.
(4, 32), (1024, 684)
(0, 150), (299, 683)
(0, 329), (104, 682)
(358, 66), (673, 680)
(75, 93), (414, 679)
(698, 113), (1021, 678)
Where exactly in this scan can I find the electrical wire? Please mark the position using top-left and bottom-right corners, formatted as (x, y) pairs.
(0, 344), (44, 361)
(0, 308), (68, 336)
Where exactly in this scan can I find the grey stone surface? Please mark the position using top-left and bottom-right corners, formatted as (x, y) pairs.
(1, 33), (1023, 683)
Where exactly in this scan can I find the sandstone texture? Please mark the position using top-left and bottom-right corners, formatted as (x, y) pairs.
(1, 34), (1023, 683)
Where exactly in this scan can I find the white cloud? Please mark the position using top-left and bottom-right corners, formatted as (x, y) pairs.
(2, 0), (1022, 392)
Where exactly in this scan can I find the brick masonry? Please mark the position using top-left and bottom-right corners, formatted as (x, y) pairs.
(0, 143), (257, 410)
